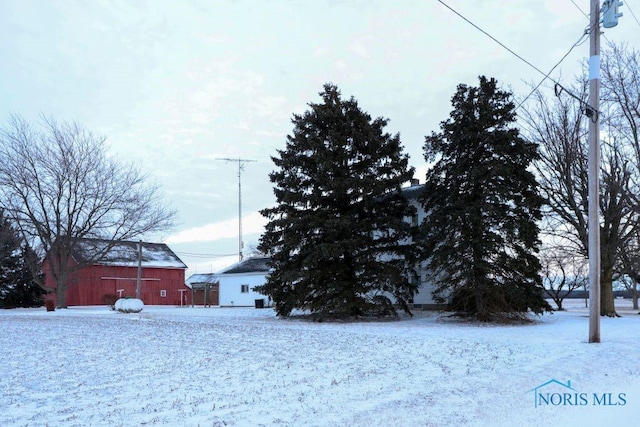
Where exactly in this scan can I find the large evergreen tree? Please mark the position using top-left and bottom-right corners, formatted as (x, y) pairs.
(258, 84), (416, 319)
(418, 76), (550, 321)
(0, 209), (44, 308)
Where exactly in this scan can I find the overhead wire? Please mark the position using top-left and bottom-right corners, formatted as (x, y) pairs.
(572, 0), (640, 43)
(436, 0), (551, 80)
(515, 28), (590, 111)
(436, 0), (597, 115)
(174, 251), (237, 258)
(570, 0), (617, 45)
(624, 1), (640, 29)
(570, 0), (590, 19)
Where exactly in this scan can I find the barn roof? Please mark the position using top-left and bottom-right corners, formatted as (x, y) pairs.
(217, 256), (271, 275)
(72, 239), (187, 269)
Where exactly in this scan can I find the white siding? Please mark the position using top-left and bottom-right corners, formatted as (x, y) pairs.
(413, 280), (439, 305)
(218, 272), (270, 307)
(405, 191), (449, 308)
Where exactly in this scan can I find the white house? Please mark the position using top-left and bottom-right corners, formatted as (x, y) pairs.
(185, 256), (271, 307)
(185, 182), (441, 310)
(402, 180), (444, 309)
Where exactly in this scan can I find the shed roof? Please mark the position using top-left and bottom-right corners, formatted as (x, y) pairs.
(72, 239), (187, 269)
(217, 256), (271, 275)
(185, 273), (218, 286)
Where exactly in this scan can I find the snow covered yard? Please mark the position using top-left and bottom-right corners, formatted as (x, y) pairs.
(1, 301), (639, 427)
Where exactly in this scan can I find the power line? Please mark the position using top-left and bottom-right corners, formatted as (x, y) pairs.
(625, 1), (640, 29)
(437, 0), (595, 113)
(175, 251), (237, 258)
(516, 29), (590, 111)
(569, 0), (590, 19)
(570, 0), (613, 46)
(436, 0), (551, 80)
(570, 0), (640, 43)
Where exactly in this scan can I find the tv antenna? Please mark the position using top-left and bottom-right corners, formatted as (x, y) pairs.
(216, 157), (257, 261)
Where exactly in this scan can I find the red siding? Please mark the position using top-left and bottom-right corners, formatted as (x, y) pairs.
(45, 263), (188, 306)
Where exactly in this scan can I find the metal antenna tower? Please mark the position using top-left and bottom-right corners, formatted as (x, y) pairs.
(216, 157), (257, 261)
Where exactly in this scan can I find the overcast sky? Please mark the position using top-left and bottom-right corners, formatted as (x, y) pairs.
(1, 0), (639, 275)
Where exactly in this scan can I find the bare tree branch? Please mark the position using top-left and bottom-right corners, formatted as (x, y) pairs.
(519, 61), (639, 317)
(0, 115), (176, 307)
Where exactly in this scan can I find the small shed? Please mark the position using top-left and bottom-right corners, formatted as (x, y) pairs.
(185, 274), (219, 307)
(185, 256), (271, 307)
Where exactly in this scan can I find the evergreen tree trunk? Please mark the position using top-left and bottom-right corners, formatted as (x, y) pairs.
(473, 242), (490, 321)
(475, 287), (489, 321)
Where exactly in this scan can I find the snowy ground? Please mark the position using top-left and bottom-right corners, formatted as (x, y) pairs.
(1, 300), (639, 427)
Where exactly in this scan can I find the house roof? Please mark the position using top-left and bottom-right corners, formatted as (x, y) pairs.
(72, 239), (187, 269)
(184, 257), (270, 289)
(401, 183), (424, 200)
(217, 256), (272, 275)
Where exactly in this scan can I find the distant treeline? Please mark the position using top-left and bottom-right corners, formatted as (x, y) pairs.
(544, 290), (634, 299)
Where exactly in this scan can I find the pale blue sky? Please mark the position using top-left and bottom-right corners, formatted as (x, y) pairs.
(1, 1), (638, 274)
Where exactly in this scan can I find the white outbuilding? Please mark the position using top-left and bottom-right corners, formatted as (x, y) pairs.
(186, 256), (272, 308)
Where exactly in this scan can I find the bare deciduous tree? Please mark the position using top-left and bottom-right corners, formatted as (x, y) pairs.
(601, 42), (640, 167)
(602, 42), (640, 313)
(245, 241), (267, 258)
(618, 230), (640, 310)
(539, 246), (588, 311)
(0, 115), (176, 307)
(519, 76), (637, 317)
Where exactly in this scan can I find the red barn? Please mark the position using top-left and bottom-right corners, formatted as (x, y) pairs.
(44, 239), (188, 306)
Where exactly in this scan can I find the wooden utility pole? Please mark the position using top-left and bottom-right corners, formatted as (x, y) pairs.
(588, 0), (601, 343)
(216, 157), (257, 262)
(136, 240), (143, 299)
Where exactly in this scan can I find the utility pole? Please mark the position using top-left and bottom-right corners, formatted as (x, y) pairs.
(216, 157), (257, 262)
(587, 0), (601, 343)
(136, 240), (143, 299)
